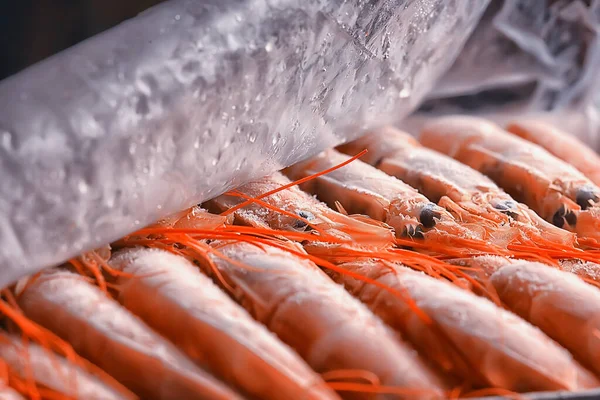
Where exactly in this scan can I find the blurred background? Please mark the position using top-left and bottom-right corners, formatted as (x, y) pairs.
(0, 0), (165, 80)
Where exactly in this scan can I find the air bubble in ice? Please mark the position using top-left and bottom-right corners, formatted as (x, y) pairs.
(77, 179), (89, 194)
(0, 131), (14, 151)
(193, 137), (200, 149)
(174, 14), (181, 21)
(248, 132), (257, 143)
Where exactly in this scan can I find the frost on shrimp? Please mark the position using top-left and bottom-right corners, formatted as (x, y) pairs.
(326, 258), (599, 393)
(338, 126), (576, 249)
(419, 115), (600, 246)
(196, 240), (447, 399)
(450, 255), (600, 380)
(284, 148), (502, 256)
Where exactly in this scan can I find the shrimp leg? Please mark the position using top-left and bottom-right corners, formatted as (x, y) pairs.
(0, 333), (135, 400)
(507, 119), (600, 187)
(200, 240), (447, 399)
(110, 247), (337, 400)
(17, 269), (238, 400)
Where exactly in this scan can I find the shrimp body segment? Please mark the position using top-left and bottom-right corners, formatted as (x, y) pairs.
(18, 269), (237, 400)
(201, 240), (446, 399)
(420, 116), (600, 240)
(285, 149), (486, 253)
(338, 127), (574, 246)
(507, 119), (600, 187)
(110, 247), (336, 400)
(453, 255), (600, 379)
(0, 333), (136, 400)
(327, 259), (597, 392)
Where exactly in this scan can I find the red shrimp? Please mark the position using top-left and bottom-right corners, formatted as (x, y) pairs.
(325, 258), (599, 392)
(199, 239), (447, 399)
(337, 126), (575, 248)
(17, 269), (238, 400)
(109, 247), (338, 400)
(419, 115), (600, 243)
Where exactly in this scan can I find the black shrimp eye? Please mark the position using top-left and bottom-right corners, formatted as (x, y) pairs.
(294, 210), (315, 229)
(419, 203), (441, 229)
(493, 201), (519, 219)
(552, 205), (566, 228)
(565, 210), (577, 226)
(576, 187), (599, 210)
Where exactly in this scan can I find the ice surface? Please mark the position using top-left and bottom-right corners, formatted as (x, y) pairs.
(0, 0), (487, 287)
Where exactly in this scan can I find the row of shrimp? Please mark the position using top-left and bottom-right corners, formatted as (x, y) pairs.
(3, 114), (600, 399)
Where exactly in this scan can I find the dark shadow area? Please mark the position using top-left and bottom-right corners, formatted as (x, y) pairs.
(0, 0), (166, 80)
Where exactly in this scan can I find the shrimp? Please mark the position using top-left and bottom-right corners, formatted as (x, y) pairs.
(199, 239), (447, 399)
(109, 247), (338, 400)
(325, 259), (599, 393)
(0, 332), (135, 400)
(285, 149), (497, 256)
(337, 127), (575, 247)
(205, 172), (395, 262)
(451, 255), (600, 378)
(420, 115), (600, 243)
(507, 119), (600, 186)
(17, 269), (238, 400)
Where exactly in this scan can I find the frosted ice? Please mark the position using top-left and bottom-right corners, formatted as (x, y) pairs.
(0, 0), (488, 287)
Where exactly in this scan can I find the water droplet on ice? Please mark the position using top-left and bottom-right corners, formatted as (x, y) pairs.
(249, 132), (257, 143)
(1, 131), (14, 151)
(174, 14), (181, 21)
(77, 179), (89, 194)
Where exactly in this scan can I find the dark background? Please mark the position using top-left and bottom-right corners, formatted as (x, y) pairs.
(0, 0), (165, 80)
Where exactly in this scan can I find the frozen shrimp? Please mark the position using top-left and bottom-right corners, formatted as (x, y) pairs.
(199, 239), (447, 399)
(205, 172), (395, 261)
(17, 269), (238, 400)
(338, 127), (575, 247)
(420, 116), (600, 242)
(285, 149), (496, 256)
(451, 255), (600, 378)
(507, 119), (600, 186)
(0, 332), (135, 400)
(326, 259), (599, 393)
(109, 247), (337, 400)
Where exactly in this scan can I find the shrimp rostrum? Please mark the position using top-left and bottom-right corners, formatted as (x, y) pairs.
(420, 115), (600, 244)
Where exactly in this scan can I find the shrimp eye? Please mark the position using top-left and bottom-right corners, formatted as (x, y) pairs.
(294, 210), (315, 230)
(552, 205), (566, 228)
(565, 210), (577, 226)
(576, 187), (599, 210)
(493, 201), (519, 219)
(402, 225), (424, 239)
(419, 203), (441, 228)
